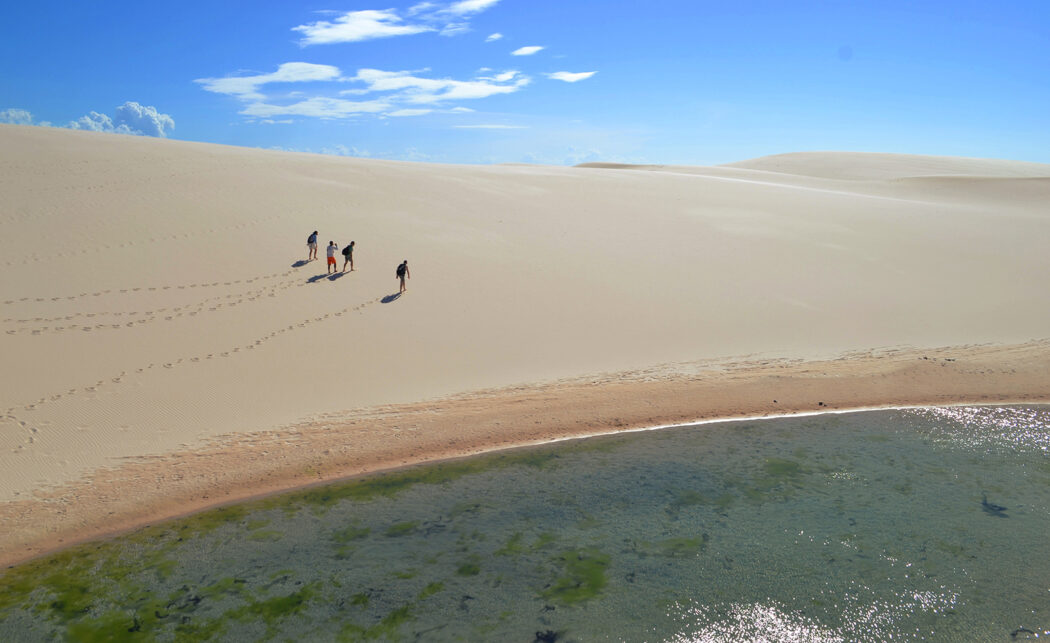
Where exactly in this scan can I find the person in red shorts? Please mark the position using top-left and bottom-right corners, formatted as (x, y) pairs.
(326, 241), (338, 274)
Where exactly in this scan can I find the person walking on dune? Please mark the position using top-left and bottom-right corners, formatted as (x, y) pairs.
(327, 241), (338, 274)
(396, 260), (410, 293)
(341, 241), (355, 273)
(307, 230), (318, 261)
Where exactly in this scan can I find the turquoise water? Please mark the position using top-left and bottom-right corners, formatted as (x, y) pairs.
(2, 406), (1049, 641)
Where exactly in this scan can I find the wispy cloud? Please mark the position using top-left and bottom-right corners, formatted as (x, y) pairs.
(511, 46), (544, 56)
(387, 108), (433, 117)
(547, 71), (597, 83)
(195, 63), (342, 100)
(294, 10), (433, 46)
(346, 68), (529, 104)
(454, 124), (526, 129)
(485, 32), (503, 42)
(448, 0), (500, 14)
(295, 1), (501, 46)
(241, 97), (389, 119)
(197, 62), (529, 119)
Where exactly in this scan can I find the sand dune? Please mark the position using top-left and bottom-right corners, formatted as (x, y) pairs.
(2, 124), (1049, 564)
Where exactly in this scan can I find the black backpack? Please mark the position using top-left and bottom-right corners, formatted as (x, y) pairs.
(396, 264), (406, 278)
(342, 245), (352, 257)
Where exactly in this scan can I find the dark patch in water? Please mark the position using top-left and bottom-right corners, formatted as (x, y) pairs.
(981, 494), (1008, 518)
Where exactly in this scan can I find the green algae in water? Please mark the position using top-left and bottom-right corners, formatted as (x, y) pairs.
(541, 549), (610, 605)
(3, 406), (1050, 641)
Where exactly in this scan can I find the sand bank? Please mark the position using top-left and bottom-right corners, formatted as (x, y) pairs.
(1, 124), (1049, 566)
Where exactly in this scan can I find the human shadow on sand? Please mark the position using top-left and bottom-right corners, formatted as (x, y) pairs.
(328, 272), (346, 281)
(381, 293), (402, 303)
(292, 259), (310, 268)
(307, 274), (329, 283)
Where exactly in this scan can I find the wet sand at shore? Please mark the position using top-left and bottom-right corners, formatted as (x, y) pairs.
(3, 339), (1048, 567)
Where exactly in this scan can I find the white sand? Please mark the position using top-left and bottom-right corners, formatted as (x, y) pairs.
(1, 124), (1049, 560)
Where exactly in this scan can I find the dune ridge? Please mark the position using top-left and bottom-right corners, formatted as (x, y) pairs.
(1, 124), (1049, 565)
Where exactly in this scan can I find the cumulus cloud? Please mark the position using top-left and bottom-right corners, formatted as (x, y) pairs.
(295, 1), (500, 46)
(195, 63), (342, 100)
(547, 71), (597, 83)
(511, 46), (544, 56)
(112, 102), (176, 137)
(68, 102), (175, 137)
(0, 108), (35, 125)
(2, 104), (172, 136)
(485, 32), (503, 42)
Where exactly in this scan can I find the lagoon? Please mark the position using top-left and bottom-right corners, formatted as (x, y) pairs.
(2, 406), (1049, 641)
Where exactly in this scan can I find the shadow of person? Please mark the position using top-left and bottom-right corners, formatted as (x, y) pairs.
(307, 274), (328, 283)
(381, 293), (401, 303)
(328, 272), (345, 281)
(292, 260), (310, 268)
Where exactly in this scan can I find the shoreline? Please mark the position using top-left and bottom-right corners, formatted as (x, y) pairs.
(3, 339), (1049, 569)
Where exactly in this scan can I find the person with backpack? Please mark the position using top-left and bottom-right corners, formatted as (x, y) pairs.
(396, 260), (410, 293)
(307, 231), (318, 261)
(341, 241), (355, 273)
(326, 241), (339, 274)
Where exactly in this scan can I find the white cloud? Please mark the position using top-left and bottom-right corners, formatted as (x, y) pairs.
(406, 2), (438, 16)
(450, 106), (475, 113)
(68, 102), (175, 137)
(3, 104), (171, 136)
(387, 108), (433, 117)
(294, 10), (433, 46)
(485, 32), (503, 42)
(440, 23), (470, 36)
(448, 0), (500, 14)
(345, 68), (529, 104)
(322, 144), (371, 157)
(114, 102), (176, 137)
(547, 71), (597, 83)
(0, 108), (34, 125)
(511, 46), (544, 56)
(241, 97), (389, 119)
(294, 2), (500, 46)
(195, 63), (342, 100)
(454, 124), (526, 129)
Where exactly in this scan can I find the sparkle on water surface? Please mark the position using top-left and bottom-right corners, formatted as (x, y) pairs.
(1, 405), (1049, 641)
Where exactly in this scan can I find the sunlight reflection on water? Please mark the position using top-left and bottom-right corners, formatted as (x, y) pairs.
(907, 406), (1050, 453)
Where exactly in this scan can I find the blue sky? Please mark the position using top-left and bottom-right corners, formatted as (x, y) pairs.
(2, 1), (1048, 165)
